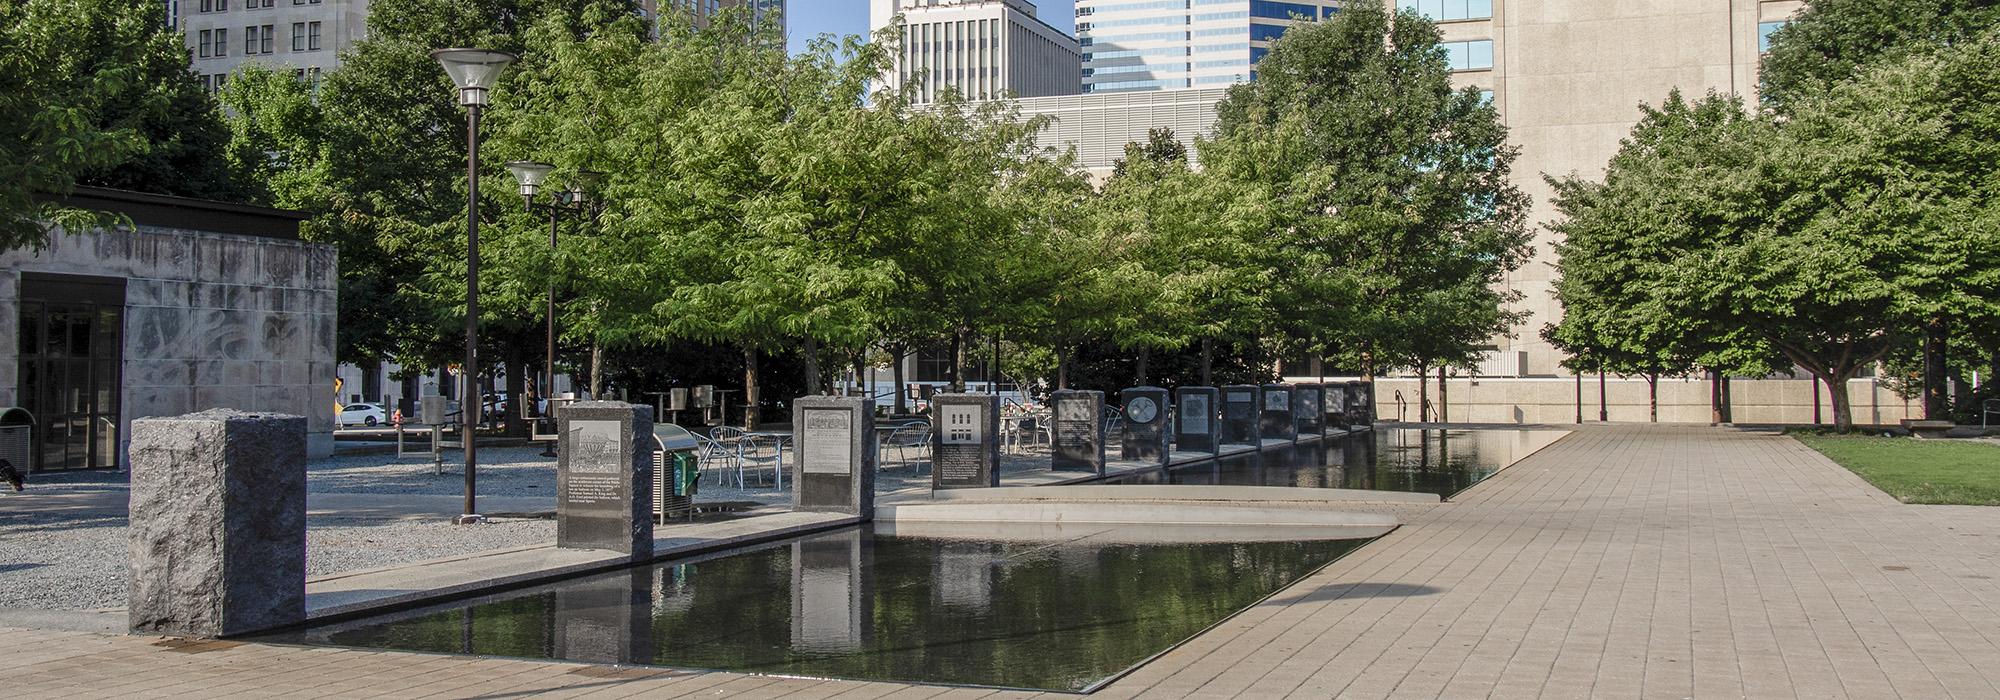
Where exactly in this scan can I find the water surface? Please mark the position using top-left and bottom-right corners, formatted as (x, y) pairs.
(268, 525), (1369, 691)
(1115, 428), (1568, 498)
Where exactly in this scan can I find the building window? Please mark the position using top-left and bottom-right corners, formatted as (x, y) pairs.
(245, 25), (257, 54)
(212, 27), (226, 56)
(309, 21), (320, 50)
(292, 23), (305, 51)
(1443, 39), (1493, 70)
(199, 0), (211, 11)
(1249, 1), (1319, 21)
(1758, 21), (1786, 53)
(260, 24), (273, 53)
(197, 29), (211, 58)
(1398, 0), (1493, 21)
(1249, 23), (1288, 41)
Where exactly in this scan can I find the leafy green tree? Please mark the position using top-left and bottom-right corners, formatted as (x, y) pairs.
(1547, 92), (1785, 421)
(1760, 0), (2000, 111)
(2, 0), (249, 250)
(1203, 0), (1531, 380)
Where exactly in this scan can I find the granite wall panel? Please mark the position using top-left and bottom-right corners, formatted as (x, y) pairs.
(0, 224), (337, 463)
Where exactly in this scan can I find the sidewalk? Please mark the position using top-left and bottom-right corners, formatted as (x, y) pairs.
(4, 426), (1998, 698)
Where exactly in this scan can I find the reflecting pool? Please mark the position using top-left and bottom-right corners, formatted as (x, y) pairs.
(1114, 428), (1568, 498)
(265, 525), (1370, 691)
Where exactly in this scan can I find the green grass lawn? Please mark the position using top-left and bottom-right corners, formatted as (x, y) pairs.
(1794, 434), (2000, 505)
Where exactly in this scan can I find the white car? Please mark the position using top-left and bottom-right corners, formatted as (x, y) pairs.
(337, 403), (388, 427)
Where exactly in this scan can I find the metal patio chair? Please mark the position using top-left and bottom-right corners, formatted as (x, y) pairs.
(878, 420), (932, 472)
(736, 433), (788, 490)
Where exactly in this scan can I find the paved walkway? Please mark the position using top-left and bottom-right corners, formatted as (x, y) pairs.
(6, 426), (2000, 698)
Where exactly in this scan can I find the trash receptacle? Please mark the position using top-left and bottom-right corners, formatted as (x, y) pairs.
(651, 426), (703, 522)
(0, 407), (32, 472)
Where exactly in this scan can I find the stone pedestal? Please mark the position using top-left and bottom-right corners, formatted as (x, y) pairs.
(1119, 386), (1170, 468)
(793, 396), (875, 519)
(1354, 381), (1376, 426)
(1221, 384), (1260, 444)
(1175, 386), (1220, 453)
(931, 394), (1000, 489)
(128, 410), (306, 638)
(1261, 383), (1297, 441)
(1328, 382), (1351, 430)
(557, 402), (654, 557)
(1049, 390), (1106, 474)
(1294, 384), (1325, 437)
(1344, 381), (1372, 427)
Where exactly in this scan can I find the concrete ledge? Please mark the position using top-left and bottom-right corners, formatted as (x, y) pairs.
(877, 500), (1396, 531)
(299, 511), (858, 623)
(891, 484), (1439, 505)
(877, 520), (1397, 543)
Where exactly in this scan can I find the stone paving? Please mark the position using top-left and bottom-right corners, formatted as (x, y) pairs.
(6, 425), (2000, 698)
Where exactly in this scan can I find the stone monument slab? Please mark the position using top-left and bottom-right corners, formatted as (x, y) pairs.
(1261, 383), (1297, 441)
(1344, 381), (1372, 427)
(128, 409), (306, 637)
(793, 395), (875, 518)
(1328, 381), (1350, 429)
(1354, 380), (1376, 426)
(557, 402), (654, 556)
(1294, 383), (1325, 437)
(1174, 386), (1220, 453)
(931, 394), (1000, 489)
(1221, 384), (1260, 444)
(1048, 389), (1105, 474)
(1119, 386), (1171, 468)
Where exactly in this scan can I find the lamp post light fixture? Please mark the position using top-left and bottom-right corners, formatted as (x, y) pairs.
(506, 161), (604, 458)
(434, 47), (517, 525)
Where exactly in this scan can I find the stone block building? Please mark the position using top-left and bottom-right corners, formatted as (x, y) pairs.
(0, 187), (337, 470)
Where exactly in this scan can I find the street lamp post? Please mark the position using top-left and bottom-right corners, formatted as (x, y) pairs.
(434, 48), (517, 525)
(505, 161), (602, 458)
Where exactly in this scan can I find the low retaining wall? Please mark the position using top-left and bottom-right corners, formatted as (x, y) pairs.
(1363, 376), (1917, 425)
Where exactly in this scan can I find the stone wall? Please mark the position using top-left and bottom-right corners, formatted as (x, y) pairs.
(0, 222), (338, 461)
(1367, 377), (1918, 426)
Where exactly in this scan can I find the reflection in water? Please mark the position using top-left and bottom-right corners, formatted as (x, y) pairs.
(270, 525), (1367, 691)
(1114, 428), (1567, 498)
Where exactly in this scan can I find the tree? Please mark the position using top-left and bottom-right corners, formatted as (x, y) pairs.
(1760, 0), (2000, 112)
(1547, 92), (1784, 422)
(2, 0), (248, 251)
(1202, 0), (1531, 381)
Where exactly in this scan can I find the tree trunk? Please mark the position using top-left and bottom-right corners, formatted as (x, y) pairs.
(1822, 371), (1857, 432)
(1200, 337), (1213, 387)
(1057, 344), (1069, 390)
(891, 344), (909, 414)
(743, 344), (760, 429)
(1924, 319), (1949, 420)
(1721, 376), (1734, 424)
(1416, 362), (1429, 422)
(1135, 347), (1151, 387)
(1647, 372), (1659, 423)
(1597, 370), (1608, 421)
(1709, 369), (1723, 426)
(1438, 365), (1449, 424)
(503, 342), (526, 437)
(852, 353), (867, 399)
(588, 340), (604, 399)
(949, 330), (966, 393)
(803, 336), (822, 396)
(361, 359), (383, 404)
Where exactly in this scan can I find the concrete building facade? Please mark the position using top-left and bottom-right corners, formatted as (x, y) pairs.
(1417, 0), (1807, 377)
(1077, 0), (1339, 94)
(1008, 86), (1231, 178)
(173, 0), (367, 93)
(0, 188), (338, 470)
(872, 0), (1082, 102)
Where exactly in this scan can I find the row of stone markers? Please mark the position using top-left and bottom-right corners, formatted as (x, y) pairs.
(121, 388), (1371, 638)
(927, 381), (1375, 488)
(127, 398), (886, 640)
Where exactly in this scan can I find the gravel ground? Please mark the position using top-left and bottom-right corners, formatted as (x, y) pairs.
(0, 505), (554, 611)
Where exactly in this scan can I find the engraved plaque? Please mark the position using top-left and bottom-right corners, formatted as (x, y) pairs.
(1181, 395), (1210, 435)
(942, 405), (982, 444)
(801, 408), (852, 475)
(1224, 392), (1253, 418)
(1265, 390), (1289, 410)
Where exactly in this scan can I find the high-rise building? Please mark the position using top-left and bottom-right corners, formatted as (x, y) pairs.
(174, 0), (369, 93)
(871, 0), (1082, 103)
(1076, 0), (1339, 94)
(1412, 0), (1806, 379)
(655, 0), (786, 31)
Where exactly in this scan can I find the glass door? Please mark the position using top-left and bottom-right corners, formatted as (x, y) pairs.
(17, 274), (123, 471)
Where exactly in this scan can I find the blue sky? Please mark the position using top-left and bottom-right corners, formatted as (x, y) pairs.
(786, 1), (1078, 55)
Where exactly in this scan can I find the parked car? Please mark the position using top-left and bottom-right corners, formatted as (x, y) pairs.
(337, 403), (388, 427)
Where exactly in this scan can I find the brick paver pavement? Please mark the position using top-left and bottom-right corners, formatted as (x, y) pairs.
(5, 426), (1998, 698)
